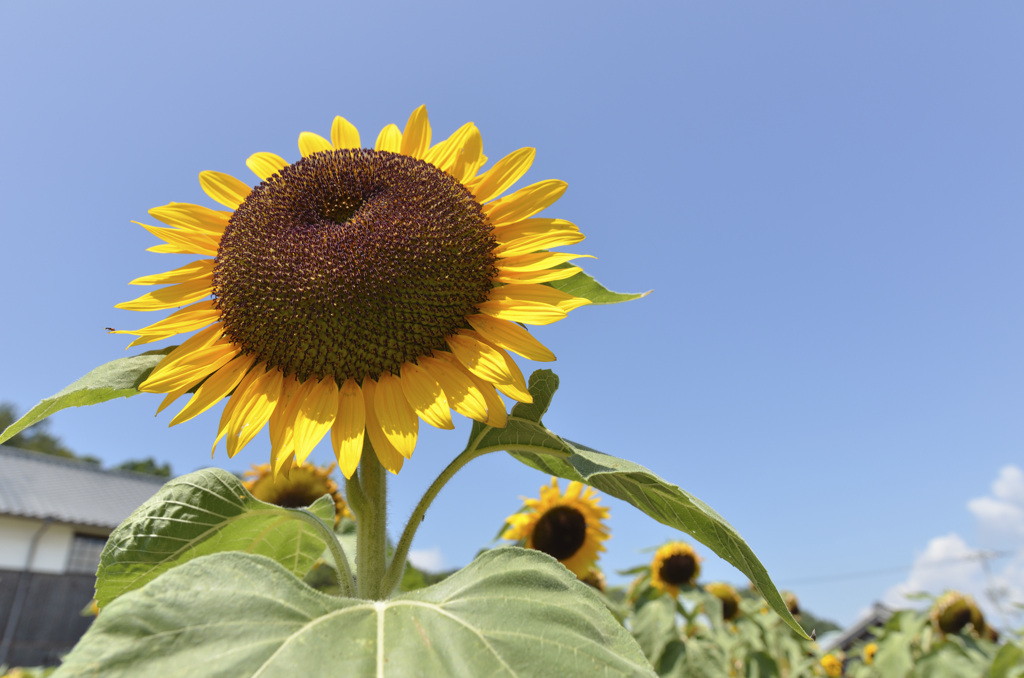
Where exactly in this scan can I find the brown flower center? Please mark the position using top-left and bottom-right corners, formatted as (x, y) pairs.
(659, 552), (698, 586)
(214, 149), (497, 383)
(531, 506), (587, 561)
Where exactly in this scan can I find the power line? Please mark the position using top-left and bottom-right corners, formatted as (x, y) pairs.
(782, 549), (1017, 586)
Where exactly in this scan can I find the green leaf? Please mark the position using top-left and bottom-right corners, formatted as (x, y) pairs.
(464, 368), (574, 457)
(990, 641), (1024, 678)
(0, 347), (176, 445)
(629, 595), (677, 666)
(546, 268), (649, 304)
(58, 548), (657, 677)
(659, 638), (730, 678)
(498, 370), (810, 639)
(95, 468), (336, 608)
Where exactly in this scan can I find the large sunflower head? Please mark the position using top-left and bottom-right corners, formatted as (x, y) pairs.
(929, 590), (986, 637)
(650, 541), (701, 597)
(116, 107), (591, 477)
(502, 476), (610, 578)
(242, 461), (350, 522)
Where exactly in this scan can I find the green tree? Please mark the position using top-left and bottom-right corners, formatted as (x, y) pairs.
(1, 401), (171, 475)
(0, 401), (98, 462)
(114, 458), (172, 477)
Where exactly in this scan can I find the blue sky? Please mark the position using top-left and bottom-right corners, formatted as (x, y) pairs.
(2, 1), (1024, 629)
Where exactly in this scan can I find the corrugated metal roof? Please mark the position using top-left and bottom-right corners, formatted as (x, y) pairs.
(0, 445), (166, 530)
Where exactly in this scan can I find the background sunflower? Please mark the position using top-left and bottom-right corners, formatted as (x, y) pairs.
(503, 477), (610, 578)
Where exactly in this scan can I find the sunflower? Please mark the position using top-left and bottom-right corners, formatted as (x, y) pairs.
(861, 642), (878, 666)
(242, 461), (350, 522)
(820, 653), (843, 678)
(929, 590), (986, 637)
(784, 591), (800, 618)
(115, 107), (591, 477)
(650, 541), (701, 597)
(502, 477), (609, 578)
(704, 582), (742, 621)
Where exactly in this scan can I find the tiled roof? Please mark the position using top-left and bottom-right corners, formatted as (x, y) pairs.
(0, 445), (166, 530)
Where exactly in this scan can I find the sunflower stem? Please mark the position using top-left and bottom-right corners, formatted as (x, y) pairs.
(295, 508), (356, 598)
(381, 442), (493, 598)
(354, 442), (388, 599)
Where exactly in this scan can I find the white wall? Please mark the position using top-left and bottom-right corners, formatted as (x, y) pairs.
(0, 516), (75, 573)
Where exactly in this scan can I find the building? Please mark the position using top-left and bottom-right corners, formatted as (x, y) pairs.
(0, 445), (166, 667)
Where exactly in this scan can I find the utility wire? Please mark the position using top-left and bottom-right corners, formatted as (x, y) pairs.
(781, 549), (1017, 586)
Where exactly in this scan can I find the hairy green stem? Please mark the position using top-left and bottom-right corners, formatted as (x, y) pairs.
(381, 425), (519, 597)
(354, 441), (388, 599)
(295, 508), (356, 598)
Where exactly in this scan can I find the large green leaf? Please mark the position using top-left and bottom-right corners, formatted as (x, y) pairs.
(478, 369), (808, 639)
(546, 268), (649, 304)
(0, 347), (176, 445)
(96, 468), (336, 608)
(57, 548), (656, 678)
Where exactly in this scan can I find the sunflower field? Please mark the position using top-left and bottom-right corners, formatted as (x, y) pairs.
(1, 108), (1021, 677)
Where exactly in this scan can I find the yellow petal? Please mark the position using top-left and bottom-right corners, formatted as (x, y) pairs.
(292, 378), (339, 465)
(462, 333), (531, 403)
(147, 242), (217, 256)
(493, 266), (582, 285)
(331, 116), (361, 150)
(331, 378), (365, 478)
(139, 343), (239, 393)
(493, 218), (582, 249)
(400, 105), (431, 159)
(374, 372), (418, 459)
(447, 126), (485, 184)
(461, 367), (508, 428)
(476, 298), (567, 325)
(268, 375), (303, 462)
(483, 180), (567, 226)
(361, 378), (405, 474)
(418, 355), (489, 423)
(467, 314), (556, 362)
(116, 273), (213, 311)
(144, 325), (224, 385)
(169, 354), (255, 427)
(149, 203), (230, 235)
(198, 171), (251, 210)
(465, 148), (535, 203)
(129, 259), (214, 286)
(446, 332), (512, 387)
(138, 222), (219, 256)
(225, 368), (283, 458)
(489, 283), (591, 312)
(375, 124), (402, 153)
(213, 362), (263, 453)
(423, 122), (475, 172)
(246, 152), (289, 182)
(298, 131), (333, 158)
(156, 384), (192, 415)
(271, 447), (297, 481)
(400, 362), (454, 430)
(119, 301), (220, 347)
(497, 251), (592, 272)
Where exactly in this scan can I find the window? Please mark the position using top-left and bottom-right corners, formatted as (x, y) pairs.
(66, 534), (107, 574)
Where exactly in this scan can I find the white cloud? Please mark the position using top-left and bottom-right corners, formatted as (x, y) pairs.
(883, 533), (984, 607)
(992, 465), (1024, 504)
(968, 465), (1024, 545)
(407, 546), (445, 572)
(882, 465), (1024, 629)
